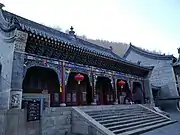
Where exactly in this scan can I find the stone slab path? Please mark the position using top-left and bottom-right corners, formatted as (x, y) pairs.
(142, 110), (180, 135)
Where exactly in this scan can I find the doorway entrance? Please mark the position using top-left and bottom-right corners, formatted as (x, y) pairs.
(66, 72), (92, 106)
(22, 66), (60, 107)
(96, 77), (113, 105)
(117, 79), (131, 104)
(132, 82), (144, 104)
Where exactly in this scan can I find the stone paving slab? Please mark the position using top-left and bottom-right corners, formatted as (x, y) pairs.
(142, 111), (180, 135)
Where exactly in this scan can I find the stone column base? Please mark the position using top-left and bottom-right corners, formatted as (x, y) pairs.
(113, 99), (118, 105)
(60, 103), (66, 107)
(91, 98), (97, 105)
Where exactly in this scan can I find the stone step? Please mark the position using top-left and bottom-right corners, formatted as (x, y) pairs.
(94, 111), (153, 121)
(108, 116), (164, 131)
(119, 120), (177, 135)
(98, 112), (156, 124)
(113, 118), (168, 134)
(86, 108), (143, 116)
(85, 106), (141, 112)
(104, 114), (161, 128)
(87, 109), (146, 117)
(91, 110), (151, 119)
(79, 105), (175, 135)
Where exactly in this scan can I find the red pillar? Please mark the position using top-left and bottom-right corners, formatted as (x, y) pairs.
(113, 77), (118, 104)
(91, 68), (97, 105)
(142, 80), (146, 103)
(60, 61), (66, 106)
(130, 79), (133, 101)
(91, 70), (94, 101)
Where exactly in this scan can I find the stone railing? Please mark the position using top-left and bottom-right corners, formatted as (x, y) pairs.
(176, 100), (180, 112)
(72, 106), (115, 135)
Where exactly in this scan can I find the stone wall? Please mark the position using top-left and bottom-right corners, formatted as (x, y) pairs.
(0, 109), (40, 135)
(1, 106), (117, 135)
(0, 110), (7, 135)
(72, 110), (107, 135)
(0, 107), (73, 135)
(125, 50), (178, 97)
(41, 107), (71, 135)
(72, 106), (114, 135)
(72, 110), (89, 135)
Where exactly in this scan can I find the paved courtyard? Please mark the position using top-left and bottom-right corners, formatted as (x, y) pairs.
(142, 110), (180, 135)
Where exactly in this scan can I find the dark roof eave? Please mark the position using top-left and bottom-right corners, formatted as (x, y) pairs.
(1, 10), (152, 72)
(124, 44), (175, 60)
(26, 29), (151, 73)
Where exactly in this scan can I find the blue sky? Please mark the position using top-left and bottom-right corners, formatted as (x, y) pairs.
(1, 0), (180, 57)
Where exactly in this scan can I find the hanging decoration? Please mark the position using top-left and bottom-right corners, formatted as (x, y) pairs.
(75, 73), (84, 84)
(60, 84), (62, 93)
(117, 80), (126, 89)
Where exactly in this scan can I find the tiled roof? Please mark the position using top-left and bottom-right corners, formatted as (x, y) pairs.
(1, 10), (153, 71)
(123, 44), (175, 60)
(3, 10), (122, 59)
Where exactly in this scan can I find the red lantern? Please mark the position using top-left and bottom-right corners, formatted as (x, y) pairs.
(75, 73), (84, 84)
(117, 80), (126, 89)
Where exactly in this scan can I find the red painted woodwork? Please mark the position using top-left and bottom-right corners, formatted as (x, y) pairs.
(75, 73), (84, 84)
(61, 61), (66, 104)
(66, 73), (89, 106)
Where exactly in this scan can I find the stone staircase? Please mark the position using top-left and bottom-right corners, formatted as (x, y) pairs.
(79, 104), (176, 135)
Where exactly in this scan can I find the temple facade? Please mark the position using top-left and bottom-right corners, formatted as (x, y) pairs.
(123, 43), (179, 100)
(0, 5), (154, 110)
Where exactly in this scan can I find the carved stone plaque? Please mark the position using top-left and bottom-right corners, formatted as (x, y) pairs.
(67, 93), (71, 102)
(27, 100), (40, 122)
(10, 90), (22, 109)
(54, 93), (59, 102)
(72, 93), (76, 102)
(82, 92), (86, 102)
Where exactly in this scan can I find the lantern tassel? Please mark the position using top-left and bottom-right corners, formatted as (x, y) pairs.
(78, 81), (80, 84)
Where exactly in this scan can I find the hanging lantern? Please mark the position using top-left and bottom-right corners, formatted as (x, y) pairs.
(117, 80), (126, 89)
(75, 73), (84, 84)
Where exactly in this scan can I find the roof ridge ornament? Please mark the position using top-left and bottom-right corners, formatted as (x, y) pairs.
(109, 46), (113, 51)
(69, 26), (75, 36)
(0, 3), (5, 10)
(0, 3), (12, 32)
(130, 42), (132, 46)
(178, 48), (180, 54)
(69, 26), (76, 40)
